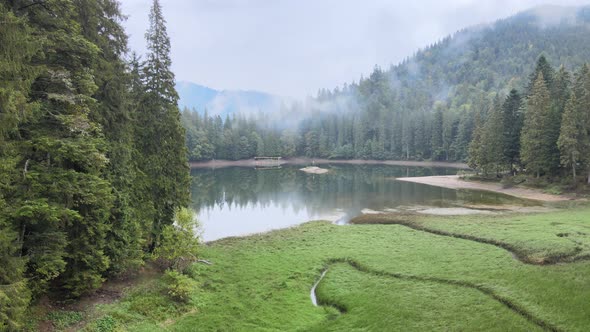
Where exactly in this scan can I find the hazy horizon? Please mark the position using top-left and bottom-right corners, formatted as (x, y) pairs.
(120, 0), (590, 98)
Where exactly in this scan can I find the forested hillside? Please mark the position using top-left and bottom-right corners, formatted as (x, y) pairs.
(0, 0), (189, 329)
(468, 57), (590, 184)
(182, 5), (590, 164)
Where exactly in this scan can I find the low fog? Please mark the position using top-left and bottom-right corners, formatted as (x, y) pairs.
(120, 0), (590, 98)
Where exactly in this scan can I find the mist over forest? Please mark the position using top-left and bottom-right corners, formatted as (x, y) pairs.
(3, 1), (590, 331)
(182, 5), (590, 168)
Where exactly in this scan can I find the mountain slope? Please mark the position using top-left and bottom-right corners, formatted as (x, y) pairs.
(386, 5), (590, 108)
(176, 81), (285, 117)
(181, 5), (590, 163)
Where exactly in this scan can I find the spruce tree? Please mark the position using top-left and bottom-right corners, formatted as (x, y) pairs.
(455, 109), (475, 161)
(558, 94), (587, 184)
(74, 0), (146, 276)
(431, 104), (444, 160)
(0, 0), (115, 298)
(136, 0), (189, 250)
(0, 5), (36, 327)
(527, 55), (555, 97)
(401, 117), (413, 160)
(548, 65), (572, 175)
(573, 65), (590, 184)
(521, 72), (554, 178)
(467, 109), (484, 172)
(480, 98), (506, 176)
(442, 114), (455, 161)
(501, 90), (523, 174)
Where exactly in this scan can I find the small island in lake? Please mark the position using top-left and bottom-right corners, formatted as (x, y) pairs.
(300, 166), (329, 174)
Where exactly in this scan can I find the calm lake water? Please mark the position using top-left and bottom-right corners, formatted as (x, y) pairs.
(191, 164), (534, 241)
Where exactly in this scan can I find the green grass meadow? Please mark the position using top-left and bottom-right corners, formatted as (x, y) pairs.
(61, 206), (590, 331)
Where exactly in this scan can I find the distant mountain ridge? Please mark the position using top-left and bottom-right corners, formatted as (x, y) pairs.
(176, 81), (285, 117)
(180, 4), (590, 163)
(177, 5), (590, 124)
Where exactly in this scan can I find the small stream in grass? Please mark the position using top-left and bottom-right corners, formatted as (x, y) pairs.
(310, 269), (328, 306)
(190, 164), (538, 241)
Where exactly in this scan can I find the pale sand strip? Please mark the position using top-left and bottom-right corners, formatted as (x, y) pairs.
(396, 175), (569, 202)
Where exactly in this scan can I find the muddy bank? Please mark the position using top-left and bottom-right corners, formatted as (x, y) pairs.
(190, 158), (469, 169)
(396, 175), (569, 202)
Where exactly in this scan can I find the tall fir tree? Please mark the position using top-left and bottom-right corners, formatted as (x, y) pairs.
(136, 0), (190, 250)
(454, 109), (475, 161)
(442, 113), (455, 161)
(521, 72), (554, 178)
(0, 4), (37, 328)
(467, 108), (484, 172)
(548, 65), (572, 175)
(572, 65), (590, 184)
(558, 94), (588, 184)
(74, 0), (146, 276)
(501, 90), (523, 174)
(480, 98), (506, 176)
(527, 55), (555, 97)
(431, 104), (444, 160)
(0, 0), (122, 299)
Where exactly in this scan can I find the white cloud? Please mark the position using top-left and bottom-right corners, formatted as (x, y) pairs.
(119, 0), (590, 97)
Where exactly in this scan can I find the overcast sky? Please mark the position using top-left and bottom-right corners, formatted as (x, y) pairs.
(119, 0), (590, 98)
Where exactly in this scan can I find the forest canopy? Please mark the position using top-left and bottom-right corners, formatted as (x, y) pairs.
(181, 7), (590, 172)
(0, 0), (189, 329)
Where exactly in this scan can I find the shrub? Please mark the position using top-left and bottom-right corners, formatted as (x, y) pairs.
(47, 310), (83, 329)
(152, 208), (200, 271)
(86, 315), (117, 332)
(162, 270), (193, 304)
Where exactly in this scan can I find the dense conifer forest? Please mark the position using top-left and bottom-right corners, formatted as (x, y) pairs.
(3, 1), (590, 330)
(182, 7), (590, 185)
(0, 0), (189, 329)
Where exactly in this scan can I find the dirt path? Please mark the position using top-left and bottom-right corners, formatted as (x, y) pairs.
(38, 266), (160, 332)
(396, 175), (570, 202)
(190, 158), (469, 169)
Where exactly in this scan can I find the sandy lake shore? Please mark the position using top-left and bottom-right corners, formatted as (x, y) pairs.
(190, 158), (469, 169)
(396, 175), (571, 202)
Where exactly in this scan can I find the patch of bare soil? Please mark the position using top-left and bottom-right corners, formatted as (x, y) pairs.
(38, 265), (160, 332)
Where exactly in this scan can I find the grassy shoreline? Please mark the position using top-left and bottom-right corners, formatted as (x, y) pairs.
(37, 204), (590, 331)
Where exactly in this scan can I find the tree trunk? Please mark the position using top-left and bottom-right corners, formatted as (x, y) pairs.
(572, 161), (576, 185)
(19, 223), (26, 257)
(23, 159), (30, 179)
